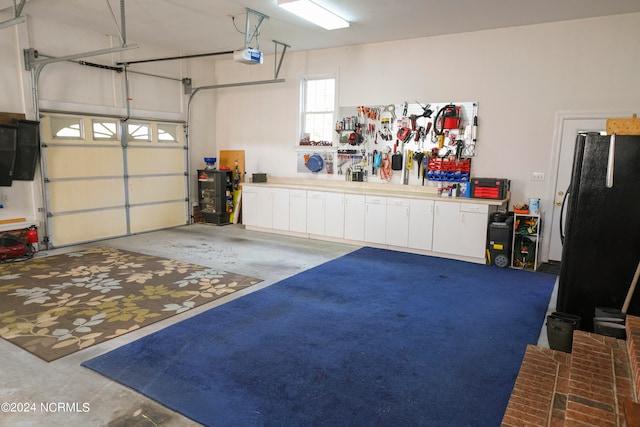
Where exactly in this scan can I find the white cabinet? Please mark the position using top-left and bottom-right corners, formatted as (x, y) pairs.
(324, 192), (345, 239)
(241, 186), (259, 227)
(407, 199), (434, 251)
(289, 189), (307, 233)
(344, 193), (365, 241)
(272, 188), (290, 231)
(242, 186), (288, 230)
(306, 191), (325, 236)
(243, 183), (500, 263)
(241, 185), (274, 228)
(458, 203), (490, 258)
(433, 201), (490, 259)
(365, 195), (387, 244)
(386, 197), (410, 247)
(433, 201), (461, 255)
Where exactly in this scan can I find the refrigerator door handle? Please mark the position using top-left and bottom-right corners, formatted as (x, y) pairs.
(559, 187), (570, 245)
(606, 134), (615, 188)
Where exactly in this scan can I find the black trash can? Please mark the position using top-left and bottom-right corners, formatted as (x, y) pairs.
(546, 313), (580, 353)
(551, 312), (582, 330)
(594, 319), (626, 339)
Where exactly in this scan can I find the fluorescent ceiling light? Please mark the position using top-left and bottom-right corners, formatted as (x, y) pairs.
(278, 0), (349, 30)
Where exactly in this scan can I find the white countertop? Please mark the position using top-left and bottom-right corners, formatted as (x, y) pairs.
(242, 177), (509, 206)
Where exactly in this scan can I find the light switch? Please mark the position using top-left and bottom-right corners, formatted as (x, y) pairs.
(531, 172), (545, 182)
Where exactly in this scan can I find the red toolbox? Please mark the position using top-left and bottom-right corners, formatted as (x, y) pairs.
(470, 178), (510, 200)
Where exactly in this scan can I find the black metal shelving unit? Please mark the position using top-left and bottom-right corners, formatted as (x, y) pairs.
(197, 169), (233, 225)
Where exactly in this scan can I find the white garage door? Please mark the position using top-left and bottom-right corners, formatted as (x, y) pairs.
(41, 113), (187, 247)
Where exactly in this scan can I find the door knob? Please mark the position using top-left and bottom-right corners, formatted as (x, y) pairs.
(556, 201), (562, 206)
(557, 190), (564, 196)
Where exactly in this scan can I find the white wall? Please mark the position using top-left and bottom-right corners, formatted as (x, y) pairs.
(212, 13), (640, 211)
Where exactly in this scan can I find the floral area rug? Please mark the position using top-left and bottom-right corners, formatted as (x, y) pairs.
(0, 247), (262, 362)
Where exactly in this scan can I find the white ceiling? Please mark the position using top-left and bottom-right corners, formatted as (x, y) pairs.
(3, 0), (640, 57)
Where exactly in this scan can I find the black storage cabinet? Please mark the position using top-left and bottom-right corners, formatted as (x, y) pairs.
(197, 169), (233, 225)
(487, 213), (514, 268)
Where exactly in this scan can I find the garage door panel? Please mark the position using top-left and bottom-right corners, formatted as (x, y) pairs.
(128, 176), (184, 205)
(46, 146), (123, 178)
(127, 148), (183, 174)
(42, 114), (186, 248)
(129, 201), (186, 233)
(50, 209), (127, 246)
(49, 179), (125, 212)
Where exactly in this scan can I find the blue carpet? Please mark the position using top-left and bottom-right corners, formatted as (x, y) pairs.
(82, 247), (556, 426)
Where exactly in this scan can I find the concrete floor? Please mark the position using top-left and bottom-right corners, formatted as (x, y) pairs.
(0, 224), (556, 427)
(1, 224), (357, 427)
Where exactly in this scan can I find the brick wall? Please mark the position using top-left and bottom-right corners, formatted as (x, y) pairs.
(503, 317), (640, 427)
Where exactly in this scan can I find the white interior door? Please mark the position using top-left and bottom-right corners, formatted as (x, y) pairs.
(547, 118), (606, 261)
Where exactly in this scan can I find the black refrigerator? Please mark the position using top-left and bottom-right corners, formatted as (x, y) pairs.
(557, 133), (640, 331)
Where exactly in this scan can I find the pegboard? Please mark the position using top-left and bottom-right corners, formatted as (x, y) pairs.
(332, 101), (478, 185)
(337, 101), (478, 157)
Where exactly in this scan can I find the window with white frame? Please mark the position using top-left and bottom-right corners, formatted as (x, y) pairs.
(51, 116), (83, 139)
(127, 122), (151, 142)
(301, 77), (335, 144)
(157, 123), (179, 142)
(92, 119), (119, 141)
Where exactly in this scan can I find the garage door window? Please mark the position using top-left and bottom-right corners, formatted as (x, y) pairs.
(92, 119), (119, 141)
(127, 122), (151, 142)
(51, 116), (83, 139)
(158, 123), (178, 143)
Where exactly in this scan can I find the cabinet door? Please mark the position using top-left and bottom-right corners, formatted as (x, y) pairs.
(432, 201), (461, 255)
(272, 188), (290, 231)
(457, 211), (489, 258)
(344, 194), (365, 241)
(289, 189), (307, 233)
(256, 188), (274, 229)
(306, 191), (325, 235)
(408, 199), (434, 251)
(386, 197), (410, 247)
(324, 192), (345, 239)
(365, 196), (387, 244)
(242, 186), (273, 229)
(241, 187), (259, 227)
(458, 204), (490, 258)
